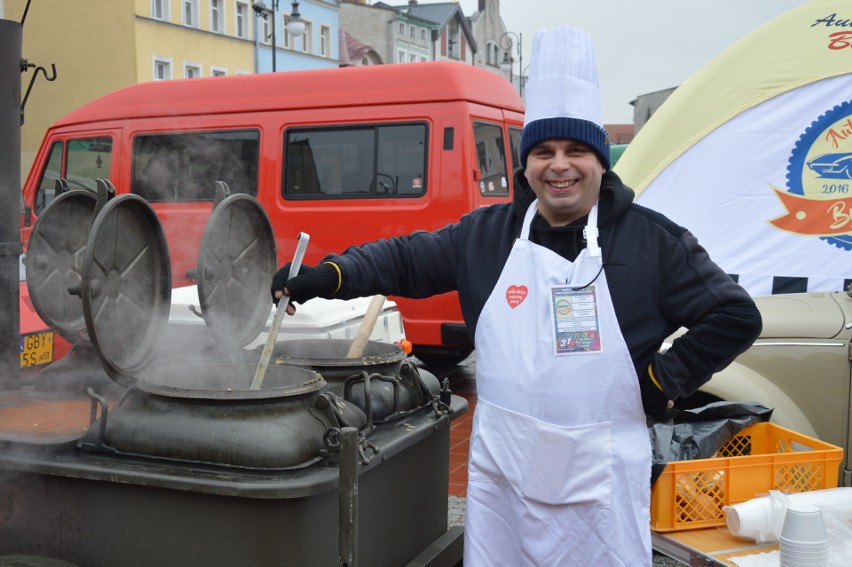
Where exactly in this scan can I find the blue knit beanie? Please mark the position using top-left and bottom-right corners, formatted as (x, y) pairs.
(520, 27), (611, 169)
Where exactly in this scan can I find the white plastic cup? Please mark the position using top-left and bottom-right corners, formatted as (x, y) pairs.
(780, 504), (828, 544)
(725, 498), (772, 538)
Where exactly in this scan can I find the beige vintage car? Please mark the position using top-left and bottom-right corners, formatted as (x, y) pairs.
(676, 288), (852, 486)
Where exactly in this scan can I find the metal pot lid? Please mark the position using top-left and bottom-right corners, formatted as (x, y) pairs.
(81, 194), (171, 386)
(271, 338), (407, 367)
(137, 363), (326, 401)
(196, 193), (276, 350)
(25, 189), (98, 346)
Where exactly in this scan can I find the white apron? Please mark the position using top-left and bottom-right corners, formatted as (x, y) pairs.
(465, 200), (652, 566)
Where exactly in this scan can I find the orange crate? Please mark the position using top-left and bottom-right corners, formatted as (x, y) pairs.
(650, 422), (843, 532)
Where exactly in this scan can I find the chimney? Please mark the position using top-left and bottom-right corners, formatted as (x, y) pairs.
(409, 0), (417, 5)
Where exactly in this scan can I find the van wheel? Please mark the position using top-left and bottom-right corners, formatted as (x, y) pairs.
(413, 348), (473, 370)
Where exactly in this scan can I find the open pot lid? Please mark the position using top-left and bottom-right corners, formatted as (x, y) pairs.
(138, 363), (326, 401)
(25, 189), (98, 346)
(196, 193), (276, 350)
(81, 194), (171, 386)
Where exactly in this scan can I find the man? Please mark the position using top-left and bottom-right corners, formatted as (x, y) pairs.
(272, 27), (761, 566)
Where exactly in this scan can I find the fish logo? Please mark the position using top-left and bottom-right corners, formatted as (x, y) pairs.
(770, 100), (852, 251)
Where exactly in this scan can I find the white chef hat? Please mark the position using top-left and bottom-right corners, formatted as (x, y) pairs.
(520, 26), (610, 168)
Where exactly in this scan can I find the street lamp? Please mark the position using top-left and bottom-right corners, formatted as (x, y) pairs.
(285, 1), (306, 38)
(252, 0), (306, 73)
(499, 31), (523, 98)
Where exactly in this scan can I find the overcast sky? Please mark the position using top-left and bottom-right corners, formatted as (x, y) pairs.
(457, 0), (810, 123)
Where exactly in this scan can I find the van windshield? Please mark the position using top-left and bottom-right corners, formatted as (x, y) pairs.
(284, 123), (428, 199)
(131, 130), (260, 201)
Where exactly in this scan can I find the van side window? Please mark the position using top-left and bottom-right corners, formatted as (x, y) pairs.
(508, 126), (523, 176)
(131, 130), (260, 201)
(33, 136), (113, 214)
(284, 123), (428, 199)
(473, 122), (510, 196)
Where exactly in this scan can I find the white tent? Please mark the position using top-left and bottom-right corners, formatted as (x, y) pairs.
(616, 0), (852, 295)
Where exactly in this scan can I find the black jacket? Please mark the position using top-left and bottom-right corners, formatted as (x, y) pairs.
(324, 169), (762, 400)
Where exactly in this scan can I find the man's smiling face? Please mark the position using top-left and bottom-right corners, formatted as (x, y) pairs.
(524, 139), (605, 227)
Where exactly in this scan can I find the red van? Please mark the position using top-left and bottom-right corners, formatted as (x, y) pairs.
(20, 62), (525, 365)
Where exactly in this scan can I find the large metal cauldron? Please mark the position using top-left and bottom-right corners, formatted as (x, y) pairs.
(269, 338), (444, 424)
(0, 178), (466, 566)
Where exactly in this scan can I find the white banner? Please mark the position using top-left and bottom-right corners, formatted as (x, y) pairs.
(617, 0), (852, 294)
(636, 75), (852, 293)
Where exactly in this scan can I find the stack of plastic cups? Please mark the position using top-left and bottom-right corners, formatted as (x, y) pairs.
(779, 504), (829, 567)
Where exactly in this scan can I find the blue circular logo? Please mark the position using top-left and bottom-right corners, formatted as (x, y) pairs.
(786, 100), (852, 251)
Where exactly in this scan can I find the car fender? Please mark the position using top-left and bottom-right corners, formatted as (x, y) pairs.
(699, 362), (818, 439)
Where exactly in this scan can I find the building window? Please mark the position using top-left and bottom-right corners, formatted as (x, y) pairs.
(300, 21), (313, 54)
(447, 25), (460, 59)
(421, 28), (427, 40)
(184, 63), (202, 78)
(283, 15), (292, 48)
(486, 41), (499, 66)
(210, 0), (223, 33)
(398, 22), (404, 34)
(182, 0), (198, 27)
(151, 0), (170, 20)
(397, 49), (405, 63)
(153, 57), (172, 80)
(260, 12), (271, 44)
(320, 25), (330, 57)
(410, 25), (415, 38)
(235, 2), (249, 38)
(211, 66), (227, 76)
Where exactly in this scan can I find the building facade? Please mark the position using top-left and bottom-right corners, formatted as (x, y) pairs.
(339, 1), (475, 66)
(253, 0), (340, 72)
(6, 0), (337, 177)
(467, 0), (510, 80)
(393, 2), (475, 64)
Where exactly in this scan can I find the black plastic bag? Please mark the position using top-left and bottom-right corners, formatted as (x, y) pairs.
(649, 401), (773, 485)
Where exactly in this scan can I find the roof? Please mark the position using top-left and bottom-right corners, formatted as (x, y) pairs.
(339, 29), (381, 66)
(53, 62), (523, 127)
(391, 2), (477, 51)
(396, 2), (457, 27)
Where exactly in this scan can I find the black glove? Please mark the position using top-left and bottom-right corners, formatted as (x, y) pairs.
(639, 362), (673, 422)
(271, 262), (340, 305)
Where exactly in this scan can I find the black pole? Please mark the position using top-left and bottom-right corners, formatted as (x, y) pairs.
(0, 18), (23, 386)
(271, 0), (277, 73)
(339, 426), (359, 567)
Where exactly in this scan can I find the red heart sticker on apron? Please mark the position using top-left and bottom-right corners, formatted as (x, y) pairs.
(506, 285), (528, 309)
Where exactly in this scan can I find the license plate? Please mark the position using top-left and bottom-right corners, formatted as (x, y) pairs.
(20, 331), (54, 368)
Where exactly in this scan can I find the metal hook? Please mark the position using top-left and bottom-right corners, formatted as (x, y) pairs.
(21, 63), (57, 125)
(21, 0), (34, 25)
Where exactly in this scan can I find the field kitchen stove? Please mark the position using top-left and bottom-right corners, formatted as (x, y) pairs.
(0, 171), (466, 566)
